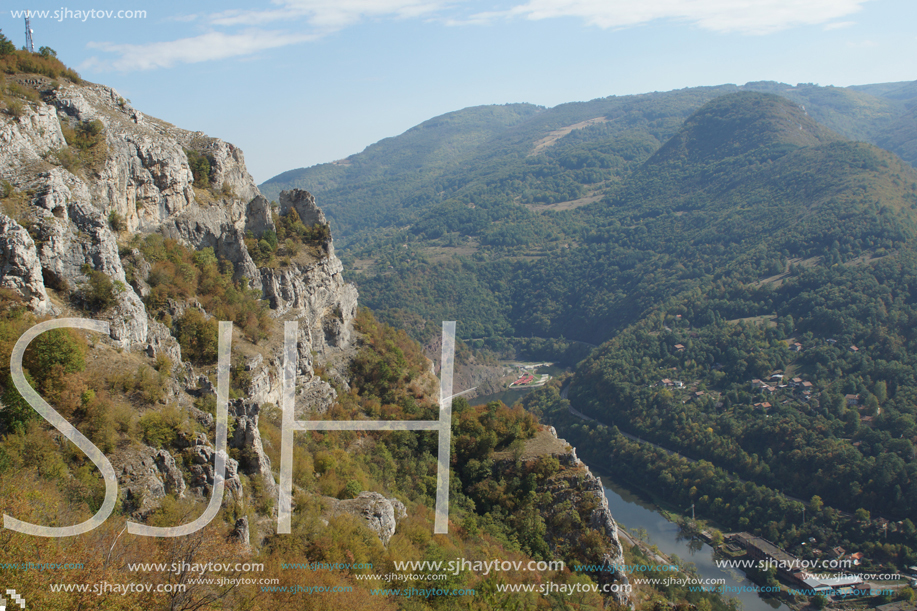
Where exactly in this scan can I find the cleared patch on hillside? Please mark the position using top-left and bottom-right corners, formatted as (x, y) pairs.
(529, 117), (609, 156)
(845, 250), (895, 267)
(419, 242), (480, 262)
(526, 192), (605, 212)
(754, 256), (821, 287)
(726, 314), (777, 327)
(492, 427), (571, 461)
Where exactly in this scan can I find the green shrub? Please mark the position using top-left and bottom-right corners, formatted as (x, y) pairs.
(61, 119), (104, 150)
(139, 404), (185, 448)
(341, 479), (363, 499)
(185, 150), (212, 188)
(23, 327), (87, 384)
(0, 33), (15, 56)
(108, 211), (126, 232)
(4, 99), (24, 118)
(84, 270), (119, 310)
(172, 309), (218, 364)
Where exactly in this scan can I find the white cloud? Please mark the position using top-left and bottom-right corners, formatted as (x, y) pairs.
(823, 20), (856, 30)
(471, 0), (873, 35)
(81, 30), (316, 71)
(82, 0), (448, 72)
(81, 0), (876, 73)
(210, 0), (445, 30)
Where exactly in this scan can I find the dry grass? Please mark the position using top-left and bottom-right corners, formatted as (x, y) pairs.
(492, 427), (570, 461)
(529, 117), (609, 156)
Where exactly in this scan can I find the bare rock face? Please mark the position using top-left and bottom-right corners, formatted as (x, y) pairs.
(230, 400), (278, 500)
(279, 189), (326, 228)
(99, 132), (196, 231)
(2, 77), (362, 544)
(154, 449), (187, 498)
(260, 254), (358, 347)
(245, 195), (275, 239)
(328, 492), (405, 546)
(146, 320), (183, 363)
(0, 103), (67, 181)
(229, 517), (251, 548)
(113, 445), (186, 517)
(0, 214), (52, 314)
(186, 436), (243, 507)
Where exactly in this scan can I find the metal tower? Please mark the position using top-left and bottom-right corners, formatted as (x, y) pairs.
(24, 15), (34, 52)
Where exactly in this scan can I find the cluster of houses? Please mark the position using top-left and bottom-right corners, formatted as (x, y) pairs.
(655, 337), (870, 414)
(750, 374), (814, 401)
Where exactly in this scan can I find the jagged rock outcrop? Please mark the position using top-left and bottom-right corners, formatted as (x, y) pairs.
(279, 189), (326, 229)
(497, 426), (632, 608)
(327, 492), (406, 546)
(260, 255), (357, 344)
(230, 400), (278, 500)
(186, 435), (243, 506)
(229, 517), (251, 548)
(0, 103), (67, 181)
(154, 448), (187, 498)
(113, 445), (186, 517)
(0, 214), (52, 314)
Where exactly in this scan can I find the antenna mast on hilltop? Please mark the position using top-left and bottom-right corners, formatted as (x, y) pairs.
(24, 14), (34, 52)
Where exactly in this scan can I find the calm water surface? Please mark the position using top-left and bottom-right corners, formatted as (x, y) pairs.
(600, 477), (789, 611)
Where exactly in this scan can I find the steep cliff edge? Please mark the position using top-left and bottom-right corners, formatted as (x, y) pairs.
(492, 426), (632, 607)
(0, 74), (358, 535)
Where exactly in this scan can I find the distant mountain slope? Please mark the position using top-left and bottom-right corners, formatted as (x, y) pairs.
(260, 81), (917, 246)
(350, 92), (917, 344)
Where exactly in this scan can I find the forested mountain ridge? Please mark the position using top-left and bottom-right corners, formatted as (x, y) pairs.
(341, 92), (917, 345)
(260, 80), (917, 247)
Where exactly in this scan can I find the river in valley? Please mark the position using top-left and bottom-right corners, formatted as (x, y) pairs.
(600, 477), (789, 611)
(471, 383), (790, 611)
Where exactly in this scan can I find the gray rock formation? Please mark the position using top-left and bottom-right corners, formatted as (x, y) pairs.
(229, 517), (251, 548)
(279, 189), (326, 228)
(154, 449), (187, 497)
(328, 492), (405, 546)
(0, 214), (52, 314)
(230, 400), (278, 500)
(260, 254), (358, 345)
(113, 445), (186, 517)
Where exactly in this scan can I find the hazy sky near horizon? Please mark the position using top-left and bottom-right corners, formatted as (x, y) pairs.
(3, 0), (915, 182)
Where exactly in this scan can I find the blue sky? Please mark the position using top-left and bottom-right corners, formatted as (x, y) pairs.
(3, 0), (915, 183)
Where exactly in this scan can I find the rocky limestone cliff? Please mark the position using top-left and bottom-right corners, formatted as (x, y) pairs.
(1, 76), (619, 566)
(0, 76), (359, 532)
(494, 426), (632, 608)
